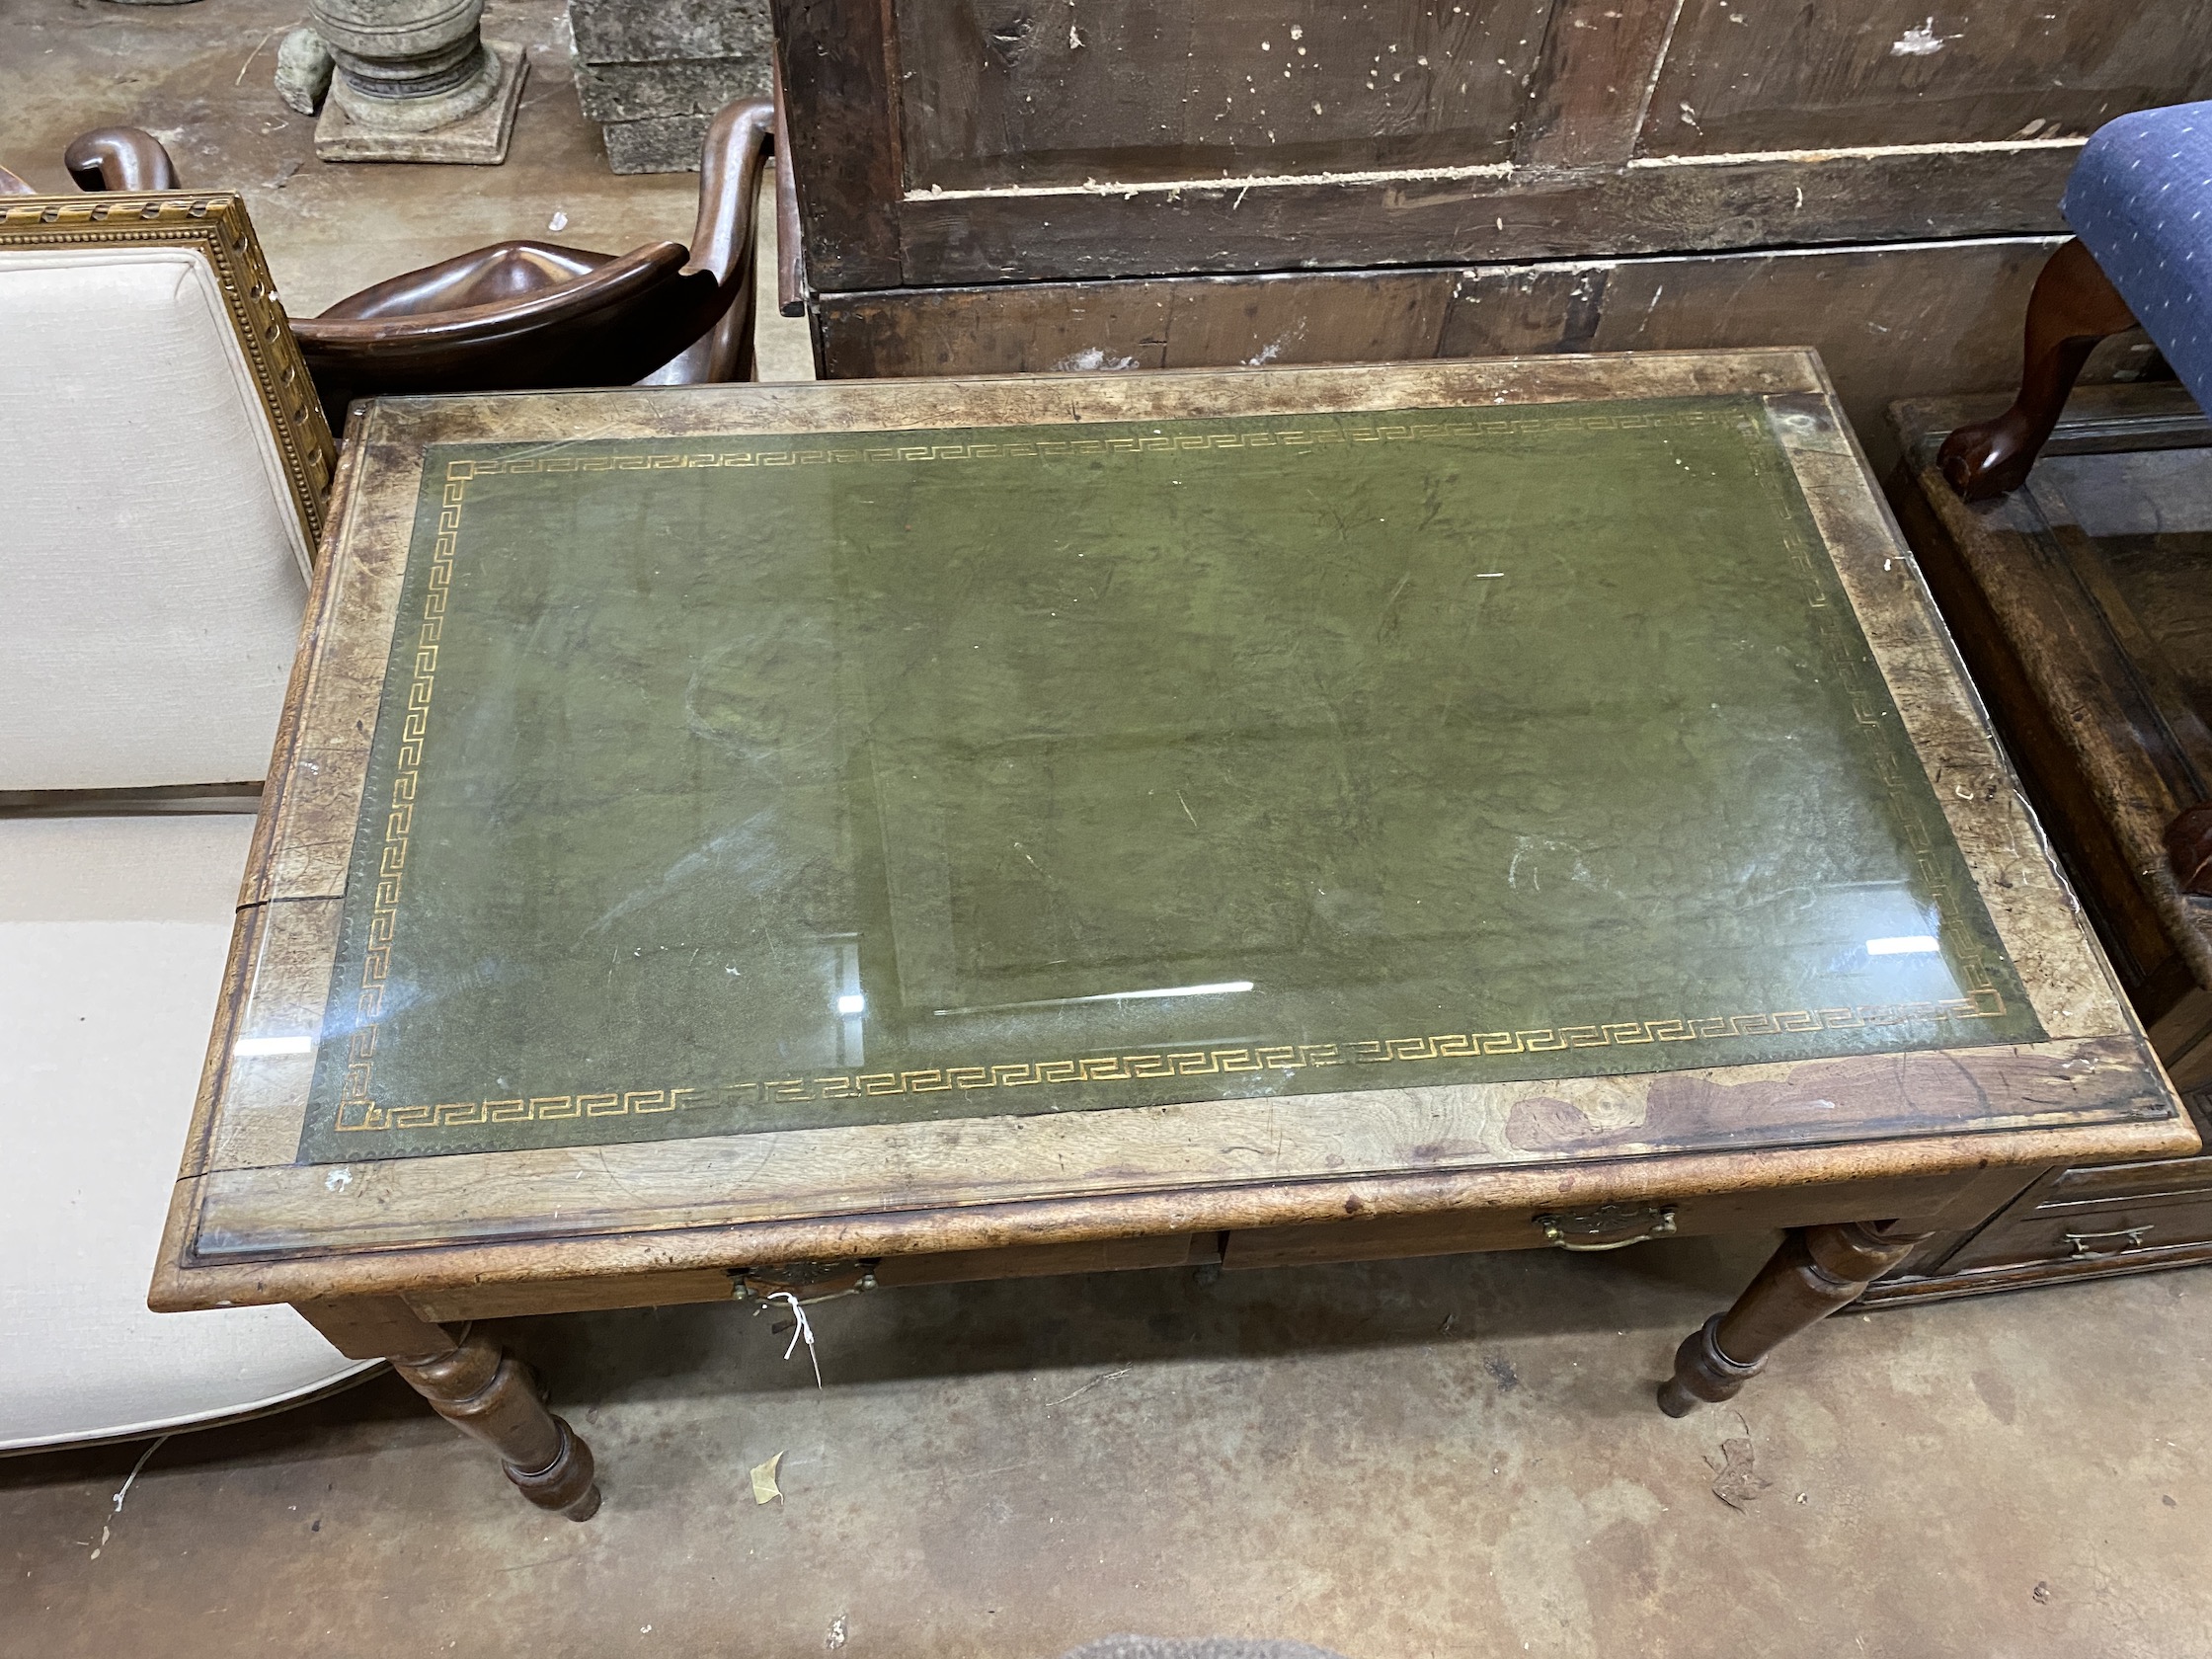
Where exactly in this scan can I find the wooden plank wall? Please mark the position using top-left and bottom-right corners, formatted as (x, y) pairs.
(814, 236), (2170, 473)
(772, 0), (2212, 289)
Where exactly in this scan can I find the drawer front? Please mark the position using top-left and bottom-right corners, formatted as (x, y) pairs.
(407, 1233), (1221, 1318)
(1941, 1190), (2212, 1274)
(873, 1232), (1217, 1288)
(2042, 1152), (2212, 1207)
(2039, 1091), (2212, 1203)
(1223, 1169), (2019, 1272)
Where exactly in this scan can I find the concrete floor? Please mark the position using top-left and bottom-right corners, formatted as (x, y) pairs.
(6, 1247), (2212, 1657)
(7, 4), (2212, 1656)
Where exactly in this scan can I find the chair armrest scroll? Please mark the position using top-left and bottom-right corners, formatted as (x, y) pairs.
(646, 97), (775, 385)
(64, 128), (182, 192)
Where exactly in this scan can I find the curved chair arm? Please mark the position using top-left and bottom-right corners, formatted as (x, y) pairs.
(680, 98), (776, 296)
(63, 127), (182, 192)
(643, 96), (776, 386)
(107, 94), (772, 423)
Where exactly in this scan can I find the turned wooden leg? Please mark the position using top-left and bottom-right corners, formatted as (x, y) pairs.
(392, 1325), (601, 1519)
(1937, 238), (2138, 501)
(1656, 1222), (1931, 1417)
(292, 1298), (601, 1519)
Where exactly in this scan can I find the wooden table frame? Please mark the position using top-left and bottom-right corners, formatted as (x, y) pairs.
(152, 352), (2197, 1520)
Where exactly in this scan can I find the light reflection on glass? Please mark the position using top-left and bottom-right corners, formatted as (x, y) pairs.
(932, 980), (1257, 1019)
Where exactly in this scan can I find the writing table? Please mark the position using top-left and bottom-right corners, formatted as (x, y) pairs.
(152, 353), (2195, 1519)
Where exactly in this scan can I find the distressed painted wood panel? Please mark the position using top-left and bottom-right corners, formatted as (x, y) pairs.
(772, 0), (2212, 288)
(894, 0), (1556, 190)
(1639, 0), (2212, 157)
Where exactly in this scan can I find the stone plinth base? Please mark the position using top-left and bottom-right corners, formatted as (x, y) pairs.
(316, 40), (528, 164)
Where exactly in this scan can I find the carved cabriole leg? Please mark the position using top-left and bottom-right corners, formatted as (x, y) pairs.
(1937, 237), (2138, 501)
(1656, 1222), (1932, 1417)
(291, 1298), (601, 1520)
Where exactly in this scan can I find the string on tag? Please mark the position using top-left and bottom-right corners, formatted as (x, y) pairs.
(759, 1290), (823, 1388)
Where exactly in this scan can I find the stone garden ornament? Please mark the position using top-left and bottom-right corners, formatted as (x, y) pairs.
(284, 0), (528, 164)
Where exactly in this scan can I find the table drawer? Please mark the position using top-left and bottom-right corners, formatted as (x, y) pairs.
(1940, 1189), (2212, 1274)
(1222, 1170), (2018, 1272)
(2040, 1152), (2212, 1207)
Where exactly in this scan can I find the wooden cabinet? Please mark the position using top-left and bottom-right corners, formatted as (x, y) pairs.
(772, 0), (2212, 467)
(1861, 1094), (2212, 1302)
(776, 0), (2212, 287)
(1867, 385), (2212, 1303)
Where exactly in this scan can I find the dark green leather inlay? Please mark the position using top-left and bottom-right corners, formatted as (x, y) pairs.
(298, 398), (2041, 1162)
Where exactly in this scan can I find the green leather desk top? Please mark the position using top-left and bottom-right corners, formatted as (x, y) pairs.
(291, 388), (2040, 1164)
(153, 358), (2189, 1305)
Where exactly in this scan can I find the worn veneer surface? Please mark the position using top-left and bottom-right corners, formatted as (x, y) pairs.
(155, 354), (2192, 1306)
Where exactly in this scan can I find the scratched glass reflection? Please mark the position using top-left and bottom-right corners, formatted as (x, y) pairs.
(296, 399), (2042, 1162)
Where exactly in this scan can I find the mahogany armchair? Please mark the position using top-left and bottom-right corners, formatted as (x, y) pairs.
(44, 98), (775, 425)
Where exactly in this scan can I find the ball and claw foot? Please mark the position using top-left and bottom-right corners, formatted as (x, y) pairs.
(1936, 413), (2039, 503)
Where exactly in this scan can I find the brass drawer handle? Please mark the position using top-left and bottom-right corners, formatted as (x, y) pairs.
(1539, 1204), (1678, 1251)
(2064, 1225), (2152, 1258)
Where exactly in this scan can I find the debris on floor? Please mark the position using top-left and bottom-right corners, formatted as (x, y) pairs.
(1705, 1429), (1772, 1513)
(750, 1452), (785, 1506)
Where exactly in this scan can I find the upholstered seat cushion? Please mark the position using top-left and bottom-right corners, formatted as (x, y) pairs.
(2064, 103), (2212, 415)
(0, 247), (312, 792)
(0, 815), (369, 1451)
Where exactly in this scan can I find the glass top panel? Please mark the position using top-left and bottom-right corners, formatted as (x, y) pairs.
(2038, 446), (2212, 717)
(297, 397), (2041, 1163)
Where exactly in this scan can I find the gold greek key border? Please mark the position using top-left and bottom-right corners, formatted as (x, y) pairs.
(331, 991), (2011, 1134)
(0, 192), (335, 549)
(333, 466), (463, 1116)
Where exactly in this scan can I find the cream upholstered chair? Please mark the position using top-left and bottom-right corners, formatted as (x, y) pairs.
(0, 183), (374, 1450)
